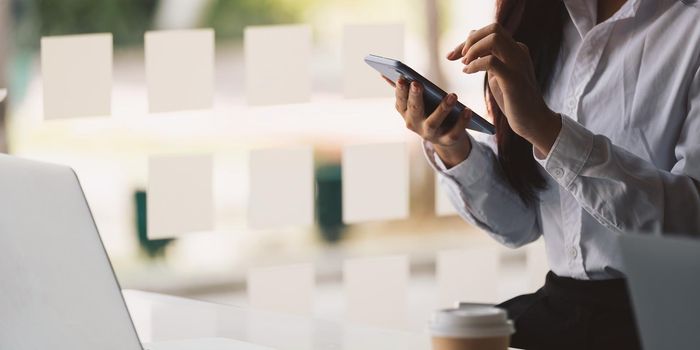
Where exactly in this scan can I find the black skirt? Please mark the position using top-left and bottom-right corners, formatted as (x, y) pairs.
(497, 271), (642, 350)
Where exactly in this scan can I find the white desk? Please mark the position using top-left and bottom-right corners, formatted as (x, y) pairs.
(123, 289), (430, 350)
(124, 290), (519, 350)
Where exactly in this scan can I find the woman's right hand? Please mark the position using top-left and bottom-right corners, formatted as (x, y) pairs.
(386, 76), (473, 168)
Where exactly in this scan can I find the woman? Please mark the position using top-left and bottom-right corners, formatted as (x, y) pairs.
(391, 0), (700, 348)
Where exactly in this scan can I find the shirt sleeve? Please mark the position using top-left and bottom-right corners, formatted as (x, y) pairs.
(424, 134), (541, 248)
(535, 81), (700, 234)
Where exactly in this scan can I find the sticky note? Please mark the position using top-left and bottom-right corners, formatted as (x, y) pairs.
(526, 239), (549, 291)
(0, 89), (7, 103)
(244, 25), (311, 105)
(147, 154), (214, 239)
(343, 255), (408, 328)
(435, 175), (459, 216)
(247, 263), (314, 315)
(41, 33), (112, 119)
(342, 23), (404, 98)
(145, 29), (214, 113)
(342, 143), (409, 223)
(437, 246), (500, 307)
(248, 147), (314, 229)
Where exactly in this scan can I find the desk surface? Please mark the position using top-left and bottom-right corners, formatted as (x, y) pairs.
(123, 290), (519, 350)
(124, 289), (430, 350)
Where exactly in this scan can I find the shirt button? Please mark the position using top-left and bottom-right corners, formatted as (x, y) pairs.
(552, 168), (564, 178)
(569, 247), (578, 259)
(567, 98), (576, 110)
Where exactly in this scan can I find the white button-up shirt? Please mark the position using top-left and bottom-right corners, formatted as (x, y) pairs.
(425, 0), (700, 280)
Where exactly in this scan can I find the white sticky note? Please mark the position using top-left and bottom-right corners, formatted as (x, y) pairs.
(526, 239), (549, 291)
(147, 154), (214, 239)
(343, 255), (408, 328)
(248, 147), (314, 229)
(145, 29), (214, 113)
(247, 263), (314, 315)
(342, 143), (409, 223)
(435, 175), (458, 216)
(244, 25), (311, 105)
(437, 246), (500, 307)
(342, 23), (404, 98)
(41, 33), (112, 119)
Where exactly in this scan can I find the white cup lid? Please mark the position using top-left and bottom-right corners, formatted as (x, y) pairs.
(428, 305), (515, 339)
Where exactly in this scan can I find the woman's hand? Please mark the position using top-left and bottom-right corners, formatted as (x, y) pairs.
(385, 76), (473, 168)
(448, 23), (562, 157)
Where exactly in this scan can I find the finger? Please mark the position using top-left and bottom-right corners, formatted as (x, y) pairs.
(463, 55), (510, 79)
(461, 23), (507, 57)
(516, 42), (530, 56)
(406, 82), (425, 130)
(395, 77), (409, 113)
(447, 42), (465, 60)
(447, 30), (475, 60)
(382, 75), (396, 87)
(423, 93), (458, 139)
(462, 32), (518, 66)
(397, 75), (408, 86)
(439, 109), (472, 144)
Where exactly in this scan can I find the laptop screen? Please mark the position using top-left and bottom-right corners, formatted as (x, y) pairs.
(0, 156), (143, 350)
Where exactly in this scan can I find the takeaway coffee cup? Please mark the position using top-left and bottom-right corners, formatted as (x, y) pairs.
(428, 303), (514, 350)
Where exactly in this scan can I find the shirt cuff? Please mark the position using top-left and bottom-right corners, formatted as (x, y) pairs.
(535, 114), (595, 188)
(422, 134), (490, 187)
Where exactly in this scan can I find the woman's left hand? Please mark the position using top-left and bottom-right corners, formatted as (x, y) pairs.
(448, 23), (562, 157)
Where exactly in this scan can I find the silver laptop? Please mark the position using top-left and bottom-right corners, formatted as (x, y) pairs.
(619, 233), (700, 350)
(0, 155), (253, 350)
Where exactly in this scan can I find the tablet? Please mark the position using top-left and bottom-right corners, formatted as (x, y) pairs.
(365, 54), (495, 135)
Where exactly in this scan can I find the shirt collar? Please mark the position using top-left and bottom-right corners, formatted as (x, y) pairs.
(563, 0), (643, 38)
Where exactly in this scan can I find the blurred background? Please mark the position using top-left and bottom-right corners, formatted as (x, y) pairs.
(0, 0), (544, 331)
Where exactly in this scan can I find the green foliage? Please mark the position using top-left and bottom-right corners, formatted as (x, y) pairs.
(13, 0), (157, 49)
(316, 164), (345, 243)
(13, 0), (318, 49)
(202, 0), (316, 41)
(134, 190), (172, 259)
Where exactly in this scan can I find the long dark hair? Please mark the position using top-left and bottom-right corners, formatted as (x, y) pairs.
(487, 0), (566, 206)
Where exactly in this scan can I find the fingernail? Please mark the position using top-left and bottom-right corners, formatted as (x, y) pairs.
(447, 93), (456, 104)
(411, 82), (419, 92)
